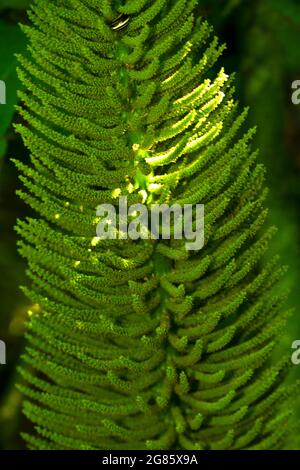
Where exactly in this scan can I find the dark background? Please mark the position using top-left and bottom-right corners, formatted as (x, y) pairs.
(0, 0), (299, 450)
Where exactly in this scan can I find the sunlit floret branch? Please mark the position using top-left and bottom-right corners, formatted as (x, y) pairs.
(13, 0), (297, 450)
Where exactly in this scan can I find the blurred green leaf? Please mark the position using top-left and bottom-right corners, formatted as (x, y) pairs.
(268, 0), (300, 24)
(0, 20), (26, 159)
(0, 0), (30, 10)
(279, 27), (300, 71)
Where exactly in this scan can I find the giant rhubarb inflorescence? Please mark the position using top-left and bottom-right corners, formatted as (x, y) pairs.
(14, 0), (294, 450)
